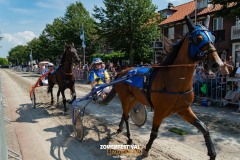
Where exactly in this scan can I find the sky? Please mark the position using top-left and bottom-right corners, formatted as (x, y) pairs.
(0, 0), (191, 58)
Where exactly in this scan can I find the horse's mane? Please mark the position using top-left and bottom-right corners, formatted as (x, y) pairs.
(160, 36), (185, 66)
(60, 48), (67, 65)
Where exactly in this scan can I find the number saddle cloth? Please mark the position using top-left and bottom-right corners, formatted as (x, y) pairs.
(124, 67), (154, 89)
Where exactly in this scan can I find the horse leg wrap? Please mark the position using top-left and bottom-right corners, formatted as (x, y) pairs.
(145, 129), (158, 152)
(117, 115), (124, 133)
(124, 116), (132, 144)
(194, 119), (216, 159)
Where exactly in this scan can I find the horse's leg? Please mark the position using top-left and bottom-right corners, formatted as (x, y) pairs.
(121, 100), (137, 145)
(142, 112), (163, 157)
(117, 114), (124, 133)
(56, 88), (60, 106)
(60, 89), (67, 114)
(69, 86), (76, 103)
(177, 107), (216, 160)
(48, 84), (54, 104)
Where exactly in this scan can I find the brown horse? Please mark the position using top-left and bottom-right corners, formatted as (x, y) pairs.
(48, 44), (80, 114)
(102, 16), (223, 160)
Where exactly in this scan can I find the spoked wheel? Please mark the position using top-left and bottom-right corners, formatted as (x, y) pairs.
(31, 90), (36, 109)
(73, 108), (84, 141)
(130, 103), (147, 127)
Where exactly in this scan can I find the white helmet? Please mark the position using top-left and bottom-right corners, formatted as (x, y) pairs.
(47, 63), (54, 67)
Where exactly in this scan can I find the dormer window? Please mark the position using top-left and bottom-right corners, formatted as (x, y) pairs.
(197, 0), (208, 9)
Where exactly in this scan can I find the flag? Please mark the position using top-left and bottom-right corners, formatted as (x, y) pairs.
(29, 50), (32, 62)
(80, 25), (86, 48)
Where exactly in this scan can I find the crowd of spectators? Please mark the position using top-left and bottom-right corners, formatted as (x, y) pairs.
(193, 57), (240, 104)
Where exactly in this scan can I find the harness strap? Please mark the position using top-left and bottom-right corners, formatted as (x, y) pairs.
(152, 64), (195, 68)
(153, 88), (193, 95)
(61, 67), (73, 75)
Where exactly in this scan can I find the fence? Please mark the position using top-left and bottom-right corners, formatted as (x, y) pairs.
(0, 79), (8, 160)
(193, 76), (240, 112)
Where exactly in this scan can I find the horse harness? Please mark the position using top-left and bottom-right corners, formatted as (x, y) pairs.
(141, 64), (195, 110)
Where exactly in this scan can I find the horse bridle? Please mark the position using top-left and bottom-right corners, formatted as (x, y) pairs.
(188, 25), (217, 64)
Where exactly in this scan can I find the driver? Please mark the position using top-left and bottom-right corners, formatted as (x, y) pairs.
(89, 58), (111, 99)
(40, 63), (54, 86)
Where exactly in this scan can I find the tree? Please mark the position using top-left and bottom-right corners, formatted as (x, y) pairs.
(93, 0), (160, 65)
(8, 45), (29, 65)
(41, 2), (99, 61)
(212, 0), (240, 18)
(0, 57), (9, 66)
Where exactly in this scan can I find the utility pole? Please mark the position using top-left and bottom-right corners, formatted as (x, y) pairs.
(195, 0), (197, 25)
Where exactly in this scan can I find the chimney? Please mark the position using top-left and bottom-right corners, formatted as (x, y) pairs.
(168, 3), (174, 9)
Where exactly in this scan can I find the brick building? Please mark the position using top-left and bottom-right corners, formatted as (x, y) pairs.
(156, 0), (240, 67)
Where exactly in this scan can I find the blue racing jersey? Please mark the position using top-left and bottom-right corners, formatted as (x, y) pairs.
(89, 68), (110, 84)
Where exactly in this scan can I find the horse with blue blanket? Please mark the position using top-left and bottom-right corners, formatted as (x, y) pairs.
(101, 16), (223, 159)
(48, 43), (80, 115)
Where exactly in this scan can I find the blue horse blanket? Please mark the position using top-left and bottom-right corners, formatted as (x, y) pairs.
(124, 67), (150, 89)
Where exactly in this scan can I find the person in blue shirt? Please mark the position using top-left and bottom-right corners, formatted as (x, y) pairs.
(89, 58), (111, 99)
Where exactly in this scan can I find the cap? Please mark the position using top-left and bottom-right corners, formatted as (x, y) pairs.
(92, 58), (102, 64)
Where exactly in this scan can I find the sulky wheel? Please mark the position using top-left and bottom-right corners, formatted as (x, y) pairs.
(73, 108), (84, 141)
(130, 103), (147, 127)
(31, 90), (36, 109)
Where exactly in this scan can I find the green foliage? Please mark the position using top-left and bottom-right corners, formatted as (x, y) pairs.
(93, 0), (161, 65)
(8, 45), (29, 65)
(0, 57), (9, 65)
(91, 51), (126, 61)
(212, 0), (240, 18)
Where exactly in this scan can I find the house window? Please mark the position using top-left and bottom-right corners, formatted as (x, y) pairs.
(213, 17), (223, 31)
(168, 27), (174, 39)
(236, 17), (240, 26)
(183, 24), (188, 36)
(197, 0), (208, 9)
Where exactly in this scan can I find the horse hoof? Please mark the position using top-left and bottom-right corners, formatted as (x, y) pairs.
(142, 149), (149, 157)
(210, 155), (216, 160)
(62, 112), (67, 116)
(127, 139), (132, 145)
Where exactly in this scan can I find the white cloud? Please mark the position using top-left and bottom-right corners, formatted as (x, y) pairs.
(3, 31), (37, 45)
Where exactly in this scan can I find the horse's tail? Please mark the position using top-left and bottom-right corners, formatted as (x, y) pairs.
(100, 86), (116, 104)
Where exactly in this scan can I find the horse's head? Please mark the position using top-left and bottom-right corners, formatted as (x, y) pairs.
(185, 16), (223, 73)
(64, 43), (80, 65)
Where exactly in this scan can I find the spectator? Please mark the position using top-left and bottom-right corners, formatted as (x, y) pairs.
(201, 69), (217, 97)
(110, 67), (118, 80)
(235, 67), (240, 78)
(227, 56), (234, 66)
(193, 66), (204, 95)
